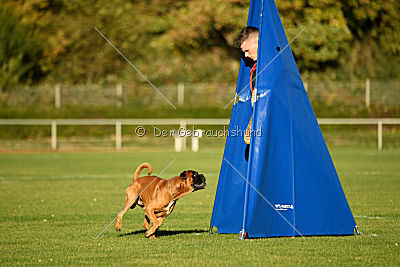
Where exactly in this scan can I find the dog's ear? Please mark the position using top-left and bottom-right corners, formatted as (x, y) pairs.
(180, 171), (187, 179)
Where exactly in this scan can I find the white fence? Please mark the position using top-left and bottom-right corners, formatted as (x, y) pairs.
(0, 118), (399, 151)
(49, 80), (400, 108)
(1, 80), (400, 108)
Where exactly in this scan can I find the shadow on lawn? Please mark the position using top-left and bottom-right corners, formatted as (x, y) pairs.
(118, 229), (208, 237)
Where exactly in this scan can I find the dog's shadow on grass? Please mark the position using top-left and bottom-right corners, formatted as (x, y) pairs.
(118, 229), (208, 238)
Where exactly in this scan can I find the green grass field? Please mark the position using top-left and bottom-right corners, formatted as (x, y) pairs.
(0, 147), (399, 265)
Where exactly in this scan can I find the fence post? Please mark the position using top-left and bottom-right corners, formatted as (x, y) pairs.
(55, 85), (60, 109)
(180, 119), (186, 151)
(174, 136), (182, 152)
(191, 129), (203, 152)
(365, 78), (370, 108)
(178, 83), (184, 107)
(377, 120), (382, 150)
(51, 120), (57, 150)
(115, 120), (122, 151)
(116, 83), (123, 108)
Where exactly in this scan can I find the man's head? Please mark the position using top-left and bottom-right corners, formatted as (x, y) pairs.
(235, 26), (259, 61)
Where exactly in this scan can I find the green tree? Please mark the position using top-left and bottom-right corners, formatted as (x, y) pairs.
(158, 0), (352, 80)
(339, 0), (400, 78)
(2, 0), (399, 88)
(0, 4), (45, 90)
(276, 0), (352, 77)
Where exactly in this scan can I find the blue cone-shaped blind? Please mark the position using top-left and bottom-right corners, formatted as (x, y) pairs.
(210, 0), (356, 238)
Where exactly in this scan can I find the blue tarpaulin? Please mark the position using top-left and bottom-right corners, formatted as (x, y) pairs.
(210, 0), (357, 238)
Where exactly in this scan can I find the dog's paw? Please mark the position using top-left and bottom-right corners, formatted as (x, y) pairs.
(145, 230), (154, 238)
(148, 234), (157, 239)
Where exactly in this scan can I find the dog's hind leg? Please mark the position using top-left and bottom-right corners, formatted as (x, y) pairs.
(116, 186), (139, 231)
(144, 208), (160, 238)
(143, 215), (150, 230)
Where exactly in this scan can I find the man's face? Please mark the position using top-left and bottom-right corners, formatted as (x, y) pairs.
(240, 33), (258, 61)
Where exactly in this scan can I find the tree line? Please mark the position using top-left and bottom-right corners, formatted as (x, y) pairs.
(1, 0), (399, 90)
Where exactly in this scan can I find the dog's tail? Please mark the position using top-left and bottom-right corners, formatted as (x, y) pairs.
(132, 163), (152, 182)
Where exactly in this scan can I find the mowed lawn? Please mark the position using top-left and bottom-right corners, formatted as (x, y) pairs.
(0, 147), (399, 265)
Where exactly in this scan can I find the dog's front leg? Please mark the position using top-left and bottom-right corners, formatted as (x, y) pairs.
(155, 203), (175, 226)
(144, 207), (159, 238)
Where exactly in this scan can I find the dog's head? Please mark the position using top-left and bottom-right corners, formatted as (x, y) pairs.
(180, 170), (206, 191)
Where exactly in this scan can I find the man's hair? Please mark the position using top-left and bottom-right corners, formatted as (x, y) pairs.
(235, 26), (259, 48)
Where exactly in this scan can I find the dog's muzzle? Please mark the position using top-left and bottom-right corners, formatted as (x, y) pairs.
(192, 173), (206, 191)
